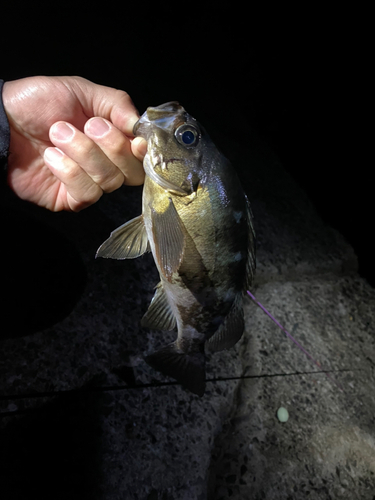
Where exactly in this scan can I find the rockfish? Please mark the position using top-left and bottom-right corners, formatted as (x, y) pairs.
(97, 102), (255, 396)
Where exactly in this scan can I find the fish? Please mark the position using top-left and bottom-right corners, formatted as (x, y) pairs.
(96, 102), (255, 396)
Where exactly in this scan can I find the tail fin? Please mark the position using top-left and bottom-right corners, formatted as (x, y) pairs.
(145, 342), (206, 396)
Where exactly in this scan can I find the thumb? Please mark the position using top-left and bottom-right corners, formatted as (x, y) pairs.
(63, 76), (140, 136)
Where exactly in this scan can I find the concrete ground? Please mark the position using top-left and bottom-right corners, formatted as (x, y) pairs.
(1, 129), (374, 500)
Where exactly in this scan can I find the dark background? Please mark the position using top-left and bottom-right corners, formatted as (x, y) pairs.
(2, 6), (372, 286)
(0, 7), (372, 498)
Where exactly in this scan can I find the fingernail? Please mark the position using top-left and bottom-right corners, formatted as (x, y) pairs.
(132, 137), (148, 157)
(86, 117), (110, 137)
(51, 122), (75, 141)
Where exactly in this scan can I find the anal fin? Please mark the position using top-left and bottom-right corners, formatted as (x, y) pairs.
(206, 294), (244, 352)
(145, 342), (206, 396)
(141, 282), (176, 331)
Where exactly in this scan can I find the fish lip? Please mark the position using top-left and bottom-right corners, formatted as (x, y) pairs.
(135, 102), (180, 116)
(147, 101), (181, 113)
(133, 119), (141, 136)
(133, 102), (184, 137)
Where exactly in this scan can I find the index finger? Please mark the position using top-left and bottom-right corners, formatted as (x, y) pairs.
(63, 77), (140, 136)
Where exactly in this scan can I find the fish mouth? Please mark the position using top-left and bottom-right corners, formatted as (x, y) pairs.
(153, 155), (183, 171)
(143, 155), (187, 195)
(133, 118), (143, 136)
(133, 102), (185, 137)
(147, 101), (182, 117)
(133, 102), (189, 196)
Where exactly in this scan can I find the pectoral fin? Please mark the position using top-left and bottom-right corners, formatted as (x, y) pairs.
(141, 282), (176, 331)
(206, 294), (244, 352)
(96, 215), (150, 260)
(151, 198), (185, 279)
(145, 341), (206, 396)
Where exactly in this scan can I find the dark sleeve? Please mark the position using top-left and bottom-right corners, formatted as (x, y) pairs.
(0, 79), (10, 171)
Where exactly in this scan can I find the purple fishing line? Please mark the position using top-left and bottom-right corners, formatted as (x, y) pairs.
(246, 290), (344, 391)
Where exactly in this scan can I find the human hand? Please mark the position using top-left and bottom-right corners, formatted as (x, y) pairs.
(2, 76), (147, 211)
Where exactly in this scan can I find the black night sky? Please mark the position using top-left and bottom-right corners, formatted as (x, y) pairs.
(2, 6), (372, 285)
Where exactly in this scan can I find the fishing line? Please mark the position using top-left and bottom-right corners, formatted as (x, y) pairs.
(1, 367), (357, 419)
(0, 292), (349, 416)
(246, 290), (345, 392)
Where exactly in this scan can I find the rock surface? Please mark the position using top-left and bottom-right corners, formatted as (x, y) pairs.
(1, 131), (374, 500)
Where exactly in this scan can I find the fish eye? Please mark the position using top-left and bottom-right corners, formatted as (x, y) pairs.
(175, 124), (200, 148)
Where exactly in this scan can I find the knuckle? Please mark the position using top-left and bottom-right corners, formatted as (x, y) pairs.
(97, 171), (124, 193)
(61, 162), (81, 183)
(69, 186), (103, 212)
(64, 131), (98, 160)
(78, 138), (98, 158)
(114, 89), (132, 106)
(95, 126), (129, 153)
